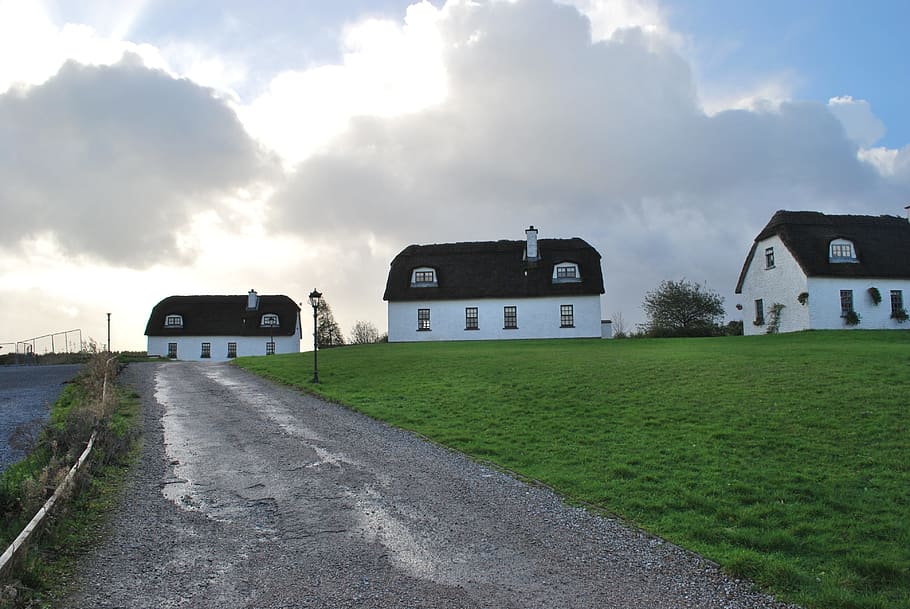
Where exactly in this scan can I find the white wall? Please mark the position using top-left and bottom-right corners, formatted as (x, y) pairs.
(147, 334), (300, 361)
(388, 295), (602, 342)
(739, 235), (810, 335)
(807, 277), (910, 330)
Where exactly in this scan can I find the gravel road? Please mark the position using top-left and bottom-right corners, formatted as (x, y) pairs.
(61, 361), (798, 609)
(0, 364), (82, 472)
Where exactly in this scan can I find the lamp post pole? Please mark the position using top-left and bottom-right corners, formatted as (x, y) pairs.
(107, 312), (111, 353)
(308, 289), (322, 383)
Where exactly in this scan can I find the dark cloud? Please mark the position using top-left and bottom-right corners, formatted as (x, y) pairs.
(270, 0), (908, 324)
(0, 54), (276, 266)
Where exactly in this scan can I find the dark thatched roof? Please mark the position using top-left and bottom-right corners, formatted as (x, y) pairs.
(383, 238), (604, 302)
(145, 294), (300, 337)
(735, 210), (910, 293)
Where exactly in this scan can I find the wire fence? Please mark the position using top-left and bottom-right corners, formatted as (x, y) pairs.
(0, 330), (83, 365)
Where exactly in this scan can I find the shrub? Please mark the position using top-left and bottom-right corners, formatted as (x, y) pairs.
(844, 310), (861, 326)
(891, 307), (908, 323)
(868, 287), (882, 305)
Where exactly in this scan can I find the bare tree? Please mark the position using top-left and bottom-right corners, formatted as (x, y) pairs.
(349, 320), (381, 344)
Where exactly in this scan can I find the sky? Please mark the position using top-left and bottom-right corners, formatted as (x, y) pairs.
(1, 0), (908, 352)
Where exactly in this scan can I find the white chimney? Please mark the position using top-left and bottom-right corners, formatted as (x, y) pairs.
(247, 289), (259, 310)
(905, 205), (909, 222)
(525, 225), (539, 261)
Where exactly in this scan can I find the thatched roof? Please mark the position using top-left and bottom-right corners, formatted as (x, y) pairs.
(145, 295), (300, 337)
(383, 238), (604, 302)
(735, 210), (910, 293)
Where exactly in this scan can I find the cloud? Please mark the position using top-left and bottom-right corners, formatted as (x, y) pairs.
(266, 0), (905, 325)
(0, 55), (275, 266)
(827, 95), (886, 148)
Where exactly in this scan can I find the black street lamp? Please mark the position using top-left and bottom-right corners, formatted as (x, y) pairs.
(308, 289), (322, 383)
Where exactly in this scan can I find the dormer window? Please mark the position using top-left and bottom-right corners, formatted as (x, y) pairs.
(552, 262), (581, 283)
(411, 267), (438, 287)
(829, 239), (858, 263)
(164, 314), (183, 328)
(261, 313), (280, 327)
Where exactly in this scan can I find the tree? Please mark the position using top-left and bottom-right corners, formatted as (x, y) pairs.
(349, 320), (381, 345)
(641, 279), (725, 337)
(316, 299), (345, 348)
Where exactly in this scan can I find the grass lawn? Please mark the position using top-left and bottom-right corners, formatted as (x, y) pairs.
(236, 331), (910, 609)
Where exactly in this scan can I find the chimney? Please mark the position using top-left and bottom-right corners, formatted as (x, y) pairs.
(247, 289), (259, 310)
(905, 205), (910, 222)
(525, 225), (539, 262)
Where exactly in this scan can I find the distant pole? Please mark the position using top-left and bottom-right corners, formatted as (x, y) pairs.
(107, 313), (111, 353)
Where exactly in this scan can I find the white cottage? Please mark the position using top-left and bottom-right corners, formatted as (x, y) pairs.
(735, 210), (910, 335)
(145, 290), (301, 360)
(383, 227), (605, 342)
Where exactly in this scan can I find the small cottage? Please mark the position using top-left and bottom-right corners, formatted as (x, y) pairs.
(383, 226), (605, 342)
(735, 210), (910, 334)
(145, 290), (301, 360)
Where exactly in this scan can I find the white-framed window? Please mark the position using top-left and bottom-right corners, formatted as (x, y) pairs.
(560, 304), (574, 328)
(411, 267), (438, 287)
(227, 342), (237, 358)
(552, 262), (581, 283)
(765, 247), (775, 269)
(201, 342), (211, 358)
(503, 306), (517, 329)
(164, 314), (183, 328)
(829, 239), (858, 262)
(465, 307), (479, 330)
(266, 341), (276, 355)
(167, 342), (177, 358)
(261, 313), (280, 327)
(754, 299), (764, 325)
(418, 308), (431, 331)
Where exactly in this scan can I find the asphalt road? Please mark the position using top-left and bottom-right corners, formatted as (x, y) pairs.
(61, 362), (796, 609)
(0, 364), (82, 472)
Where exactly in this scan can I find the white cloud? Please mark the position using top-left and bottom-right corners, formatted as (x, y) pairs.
(827, 95), (885, 148)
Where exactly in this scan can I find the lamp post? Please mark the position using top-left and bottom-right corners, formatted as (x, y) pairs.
(308, 289), (322, 383)
(106, 312), (111, 353)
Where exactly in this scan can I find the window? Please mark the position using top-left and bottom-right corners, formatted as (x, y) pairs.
(261, 313), (279, 327)
(201, 342), (211, 358)
(840, 290), (854, 316)
(227, 342), (237, 358)
(418, 308), (431, 331)
(503, 306), (517, 329)
(560, 304), (574, 328)
(829, 240), (858, 262)
(765, 247), (775, 268)
(411, 267), (438, 287)
(891, 290), (904, 316)
(552, 262), (581, 283)
(754, 299), (765, 325)
(167, 342), (177, 359)
(465, 307), (479, 330)
(164, 314), (183, 328)
(266, 341), (276, 355)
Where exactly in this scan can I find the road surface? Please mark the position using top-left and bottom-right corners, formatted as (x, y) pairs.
(62, 362), (795, 608)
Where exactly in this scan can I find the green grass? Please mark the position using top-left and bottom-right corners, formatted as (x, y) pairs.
(236, 331), (910, 609)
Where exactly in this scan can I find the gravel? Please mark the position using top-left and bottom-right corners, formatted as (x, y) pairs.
(60, 361), (800, 609)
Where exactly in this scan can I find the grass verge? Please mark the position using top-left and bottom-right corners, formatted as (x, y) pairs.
(0, 358), (141, 608)
(237, 331), (910, 609)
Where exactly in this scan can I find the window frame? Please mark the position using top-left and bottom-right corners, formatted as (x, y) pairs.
(411, 267), (438, 287)
(417, 308), (431, 331)
(560, 304), (575, 328)
(266, 341), (276, 355)
(227, 342), (237, 358)
(754, 299), (765, 325)
(164, 314), (183, 328)
(840, 289), (854, 316)
(764, 247), (775, 269)
(891, 290), (904, 316)
(167, 342), (178, 359)
(552, 262), (581, 283)
(201, 342), (211, 358)
(465, 307), (479, 330)
(261, 313), (280, 327)
(503, 306), (518, 330)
